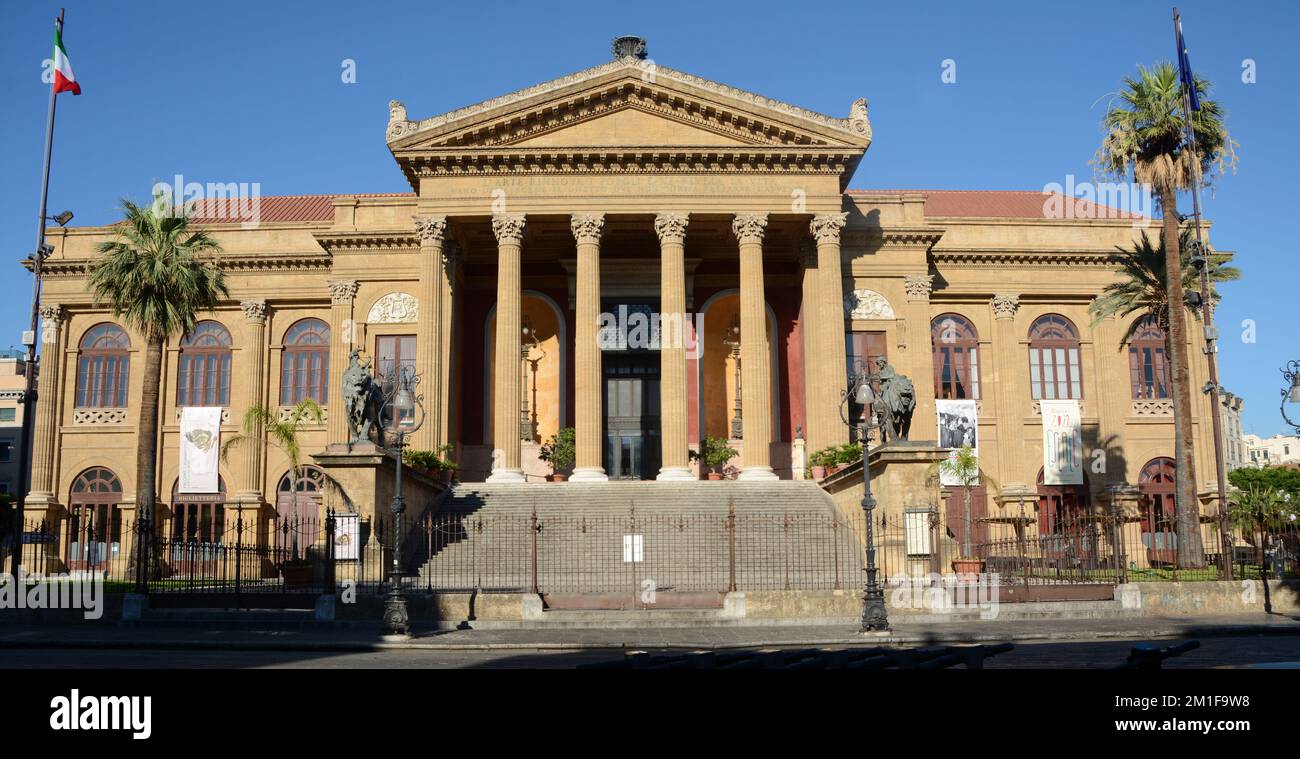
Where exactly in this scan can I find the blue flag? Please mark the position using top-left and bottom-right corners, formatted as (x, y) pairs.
(1175, 15), (1200, 111)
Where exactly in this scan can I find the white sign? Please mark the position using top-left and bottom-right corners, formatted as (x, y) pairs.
(334, 513), (359, 560)
(1041, 399), (1083, 485)
(936, 399), (979, 486)
(178, 407), (221, 493)
(623, 534), (644, 563)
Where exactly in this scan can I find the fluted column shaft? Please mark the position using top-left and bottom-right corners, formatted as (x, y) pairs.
(733, 214), (777, 480)
(236, 300), (268, 500)
(26, 304), (65, 506)
(327, 280), (358, 446)
(990, 294), (1023, 485)
(655, 213), (693, 481)
(810, 214), (850, 453)
(413, 215), (448, 453)
(570, 214), (608, 481)
(488, 215), (526, 482)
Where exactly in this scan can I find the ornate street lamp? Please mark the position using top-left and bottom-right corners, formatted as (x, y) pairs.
(840, 359), (889, 632)
(380, 364), (424, 640)
(520, 321), (545, 443)
(1281, 360), (1300, 433)
(723, 317), (743, 439)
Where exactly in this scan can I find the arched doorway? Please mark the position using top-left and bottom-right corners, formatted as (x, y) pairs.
(1035, 468), (1098, 565)
(1138, 458), (1178, 566)
(276, 466), (324, 559)
(170, 477), (227, 574)
(66, 467), (123, 571)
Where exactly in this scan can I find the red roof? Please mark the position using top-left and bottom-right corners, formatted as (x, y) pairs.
(848, 189), (1146, 219)
(180, 193), (414, 225)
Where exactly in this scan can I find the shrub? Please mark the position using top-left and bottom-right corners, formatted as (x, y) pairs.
(690, 437), (738, 473)
(539, 427), (576, 473)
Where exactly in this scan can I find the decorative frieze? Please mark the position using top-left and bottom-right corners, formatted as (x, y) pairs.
(280, 406), (328, 424)
(731, 213), (768, 244)
(570, 213), (606, 244)
(492, 214), (526, 244)
(367, 292), (419, 324)
(174, 408), (231, 424)
(991, 293), (1021, 320)
(73, 409), (127, 425)
(903, 274), (934, 302)
(844, 289), (896, 320)
(653, 213), (690, 244)
(1131, 399), (1174, 417)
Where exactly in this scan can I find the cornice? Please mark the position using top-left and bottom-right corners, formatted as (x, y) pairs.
(931, 248), (1120, 267)
(313, 229), (419, 254)
(30, 251), (332, 277)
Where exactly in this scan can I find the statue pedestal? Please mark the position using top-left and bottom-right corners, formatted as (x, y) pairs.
(311, 444), (445, 526)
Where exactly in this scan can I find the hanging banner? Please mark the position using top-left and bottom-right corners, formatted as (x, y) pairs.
(179, 406), (222, 494)
(334, 513), (359, 560)
(936, 399), (979, 486)
(1041, 399), (1083, 485)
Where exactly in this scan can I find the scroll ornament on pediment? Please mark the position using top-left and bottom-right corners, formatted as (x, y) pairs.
(844, 289), (895, 320)
(848, 98), (872, 140)
(387, 100), (415, 141)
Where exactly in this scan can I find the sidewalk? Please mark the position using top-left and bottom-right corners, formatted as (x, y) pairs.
(1, 613), (1297, 653)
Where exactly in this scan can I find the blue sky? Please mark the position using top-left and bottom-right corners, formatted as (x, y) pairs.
(1, 0), (1296, 435)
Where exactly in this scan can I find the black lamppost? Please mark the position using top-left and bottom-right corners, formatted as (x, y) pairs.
(380, 364), (424, 640)
(723, 317), (743, 439)
(841, 361), (888, 632)
(1281, 360), (1300, 434)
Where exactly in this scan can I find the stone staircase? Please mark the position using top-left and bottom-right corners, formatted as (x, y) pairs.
(413, 481), (862, 596)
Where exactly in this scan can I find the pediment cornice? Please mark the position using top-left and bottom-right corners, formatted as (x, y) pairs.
(313, 229), (419, 254)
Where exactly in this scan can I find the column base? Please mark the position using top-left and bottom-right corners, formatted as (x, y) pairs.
(486, 468), (526, 483)
(569, 467), (609, 482)
(737, 466), (778, 481)
(656, 466), (696, 482)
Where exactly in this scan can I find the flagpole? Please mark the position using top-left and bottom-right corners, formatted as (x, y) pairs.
(1172, 6), (1232, 580)
(11, 8), (64, 578)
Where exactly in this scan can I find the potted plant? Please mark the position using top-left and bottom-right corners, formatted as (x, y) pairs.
(435, 443), (457, 483)
(539, 427), (575, 482)
(809, 447), (836, 480)
(402, 448), (443, 478)
(690, 437), (738, 480)
(927, 444), (998, 577)
(835, 442), (862, 473)
(278, 557), (315, 588)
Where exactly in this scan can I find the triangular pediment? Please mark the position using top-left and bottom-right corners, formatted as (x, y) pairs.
(387, 58), (872, 152)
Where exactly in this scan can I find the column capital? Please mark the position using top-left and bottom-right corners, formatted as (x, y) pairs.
(413, 214), (449, 244)
(809, 212), (849, 244)
(240, 299), (268, 324)
(328, 279), (359, 305)
(653, 212), (690, 244)
(570, 213), (606, 244)
(903, 274), (935, 302)
(39, 303), (64, 344)
(492, 214), (526, 244)
(731, 213), (769, 244)
(991, 293), (1021, 320)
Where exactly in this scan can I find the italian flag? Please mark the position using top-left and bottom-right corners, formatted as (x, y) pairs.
(52, 26), (80, 95)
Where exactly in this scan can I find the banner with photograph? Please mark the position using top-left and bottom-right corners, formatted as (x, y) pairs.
(936, 399), (979, 486)
(1041, 399), (1083, 485)
(334, 513), (359, 560)
(178, 407), (222, 493)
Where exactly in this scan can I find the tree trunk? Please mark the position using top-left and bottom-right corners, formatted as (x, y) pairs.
(1157, 182), (1205, 568)
(962, 485), (973, 558)
(135, 332), (165, 574)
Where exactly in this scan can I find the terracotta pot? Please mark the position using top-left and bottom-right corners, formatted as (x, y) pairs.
(811, 465), (827, 480)
(951, 558), (984, 577)
(440, 469), (454, 483)
(707, 472), (723, 481)
(547, 473), (568, 482)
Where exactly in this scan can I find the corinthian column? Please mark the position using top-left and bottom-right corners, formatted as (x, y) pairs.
(655, 213), (694, 481)
(488, 214), (526, 482)
(235, 299), (268, 503)
(810, 213), (850, 453)
(990, 293), (1024, 487)
(24, 303), (65, 510)
(413, 214), (448, 452)
(732, 214), (777, 480)
(326, 279), (358, 447)
(570, 213), (608, 482)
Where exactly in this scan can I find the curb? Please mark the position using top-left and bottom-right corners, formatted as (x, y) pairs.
(1, 623), (1297, 653)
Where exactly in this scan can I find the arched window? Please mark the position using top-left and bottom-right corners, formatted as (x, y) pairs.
(1028, 314), (1082, 400)
(281, 319), (329, 404)
(276, 466), (324, 558)
(1128, 317), (1170, 400)
(931, 314), (980, 399)
(177, 320), (233, 407)
(76, 324), (130, 408)
(67, 467), (123, 569)
(1138, 458), (1177, 565)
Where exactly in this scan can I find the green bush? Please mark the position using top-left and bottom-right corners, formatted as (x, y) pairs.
(810, 446), (838, 468)
(540, 427), (576, 472)
(690, 437), (738, 473)
(403, 449), (444, 471)
(835, 443), (863, 465)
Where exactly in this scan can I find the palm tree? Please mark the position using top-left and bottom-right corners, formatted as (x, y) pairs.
(87, 200), (228, 571)
(927, 445), (999, 559)
(221, 400), (325, 561)
(1095, 62), (1236, 568)
(1090, 228), (1241, 344)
